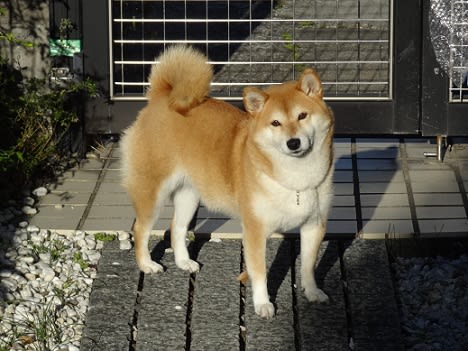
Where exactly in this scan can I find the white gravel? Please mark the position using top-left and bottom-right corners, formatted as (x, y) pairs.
(393, 254), (468, 351)
(0, 189), (132, 351)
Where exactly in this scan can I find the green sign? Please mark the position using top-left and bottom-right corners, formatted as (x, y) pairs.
(49, 39), (81, 57)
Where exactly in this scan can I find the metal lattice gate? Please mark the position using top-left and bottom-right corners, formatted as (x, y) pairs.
(110, 0), (392, 101)
(77, 1), (468, 135)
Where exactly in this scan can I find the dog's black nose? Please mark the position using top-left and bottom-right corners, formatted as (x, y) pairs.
(287, 138), (301, 151)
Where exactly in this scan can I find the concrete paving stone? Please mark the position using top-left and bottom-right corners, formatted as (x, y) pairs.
(81, 242), (140, 350)
(449, 143), (468, 159)
(334, 138), (352, 147)
(458, 160), (468, 173)
(334, 170), (353, 182)
(335, 158), (353, 170)
(77, 158), (106, 170)
(361, 206), (411, 220)
(29, 205), (85, 230)
(356, 138), (400, 147)
(80, 330), (130, 351)
(94, 241), (140, 275)
(407, 159), (453, 170)
(357, 159), (401, 171)
(326, 220), (357, 235)
(359, 182), (407, 194)
(29, 215), (81, 230)
(81, 217), (135, 231)
(358, 170), (404, 182)
(195, 218), (243, 234)
(48, 180), (97, 193)
(329, 207), (356, 220)
(409, 169), (457, 182)
(334, 182), (354, 195)
(411, 180), (460, 193)
(342, 240), (404, 351)
(361, 220), (414, 235)
(190, 240), (241, 351)
(93, 191), (132, 205)
(99, 181), (127, 193)
(333, 195), (355, 206)
(149, 205), (174, 220)
(196, 207), (231, 219)
(86, 204), (136, 219)
(107, 158), (122, 170)
(102, 168), (122, 181)
(39, 191), (91, 205)
(34, 204), (86, 217)
(136, 241), (192, 351)
(413, 192), (464, 206)
(152, 219), (173, 232)
(244, 240), (295, 350)
(418, 219), (468, 234)
(296, 241), (349, 351)
(335, 148), (352, 160)
(355, 147), (400, 159)
(60, 168), (101, 181)
(360, 193), (409, 207)
(416, 206), (467, 219)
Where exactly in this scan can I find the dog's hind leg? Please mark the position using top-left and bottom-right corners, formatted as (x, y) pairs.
(132, 184), (165, 274)
(171, 185), (200, 273)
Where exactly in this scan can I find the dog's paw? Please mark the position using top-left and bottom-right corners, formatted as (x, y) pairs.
(139, 260), (164, 274)
(254, 302), (275, 319)
(176, 259), (200, 273)
(304, 287), (329, 304)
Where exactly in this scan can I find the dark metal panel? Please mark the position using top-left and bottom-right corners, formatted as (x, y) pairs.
(392, 0), (422, 134)
(447, 104), (468, 136)
(82, 1), (113, 134)
(331, 102), (394, 134)
(86, 99), (146, 134)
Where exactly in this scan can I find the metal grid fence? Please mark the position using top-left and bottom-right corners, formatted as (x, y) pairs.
(109, 0), (392, 101)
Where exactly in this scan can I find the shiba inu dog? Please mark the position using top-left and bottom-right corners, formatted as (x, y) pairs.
(121, 46), (334, 318)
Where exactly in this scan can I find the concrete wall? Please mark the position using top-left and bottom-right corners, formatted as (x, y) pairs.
(0, 0), (51, 79)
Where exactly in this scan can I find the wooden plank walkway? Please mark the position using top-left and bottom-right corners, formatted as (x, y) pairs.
(81, 238), (404, 350)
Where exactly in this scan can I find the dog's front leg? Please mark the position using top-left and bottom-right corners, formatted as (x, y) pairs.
(300, 221), (329, 303)
(242, 224), (274, 319)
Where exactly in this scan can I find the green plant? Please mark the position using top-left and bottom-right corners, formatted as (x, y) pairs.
(73, 251), (89, 270)
(0, 7), (98, 200)
(94, 232), (116, 242)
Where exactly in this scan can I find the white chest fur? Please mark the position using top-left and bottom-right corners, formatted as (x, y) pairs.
(252, 173), (323, 233)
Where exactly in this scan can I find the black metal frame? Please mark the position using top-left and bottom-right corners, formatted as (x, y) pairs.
(74, 1), (467, 136)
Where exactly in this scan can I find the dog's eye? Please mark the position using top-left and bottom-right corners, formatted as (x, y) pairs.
(298, 112), (307, 121)
(271, 120), (281, 127)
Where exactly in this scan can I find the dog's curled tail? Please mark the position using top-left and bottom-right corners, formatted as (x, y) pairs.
(147, 46), (213, 113)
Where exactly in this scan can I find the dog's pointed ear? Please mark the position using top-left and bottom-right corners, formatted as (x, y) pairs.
(297, 69), (323, 99)
(243, 87), (268, 114)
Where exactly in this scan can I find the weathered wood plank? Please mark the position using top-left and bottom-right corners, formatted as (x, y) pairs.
(245, 239), (296, 350)
(296, 240), (349, 351)
(190, 240), (242, 351)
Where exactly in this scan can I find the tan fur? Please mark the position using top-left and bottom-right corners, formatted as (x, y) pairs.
(121, 46), (335, 319)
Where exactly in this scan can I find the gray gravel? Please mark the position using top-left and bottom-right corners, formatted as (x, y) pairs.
(392, 255), (468, 351)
